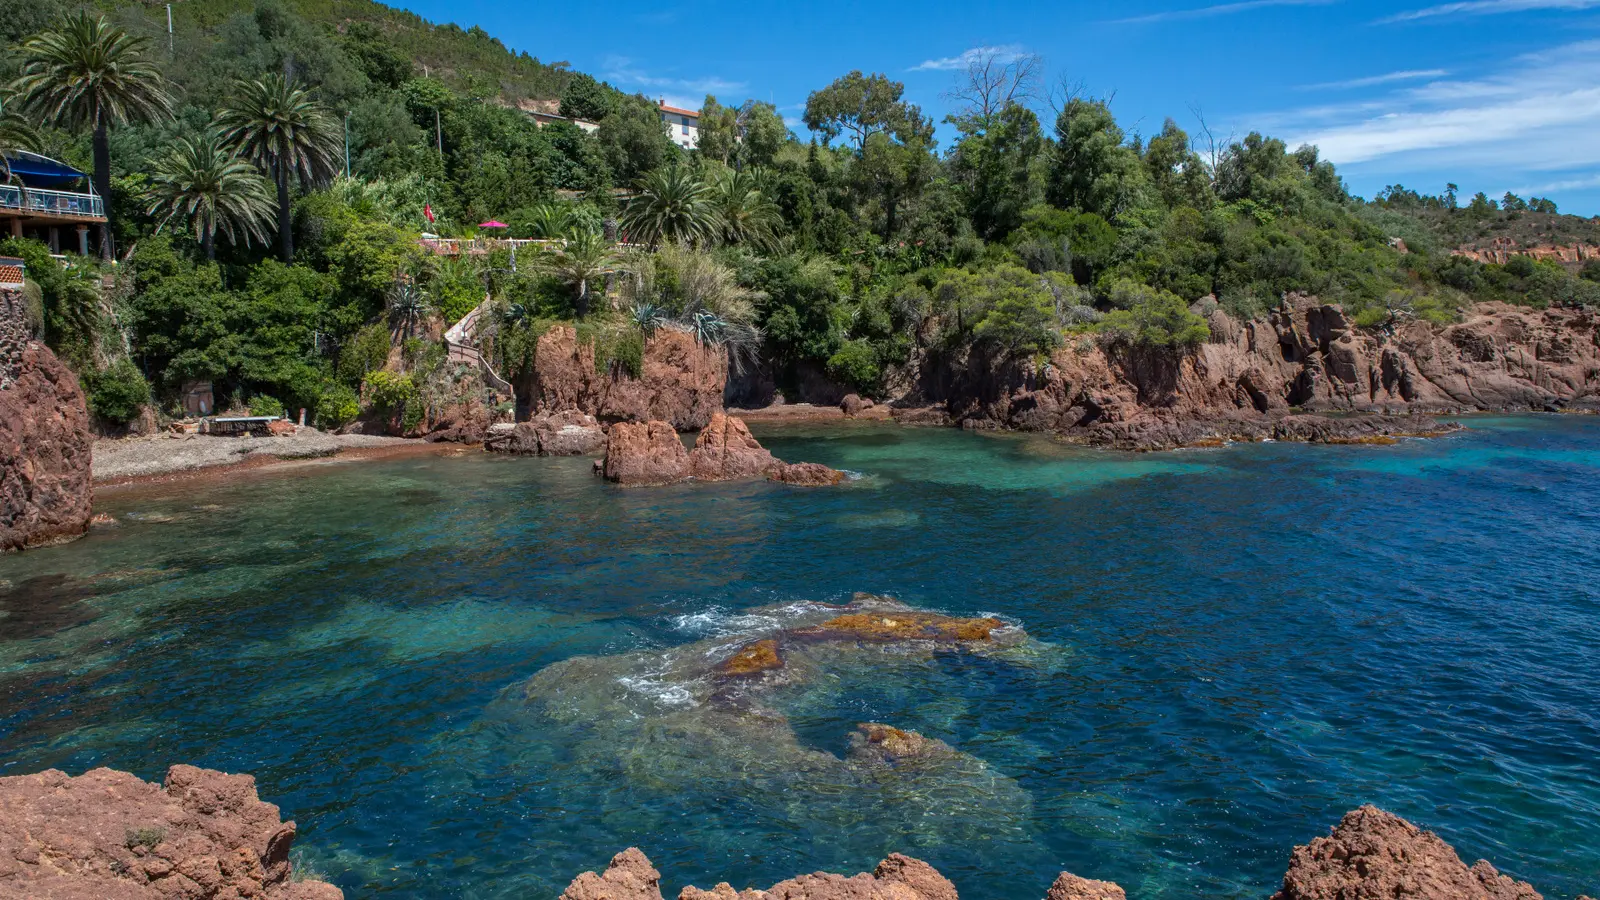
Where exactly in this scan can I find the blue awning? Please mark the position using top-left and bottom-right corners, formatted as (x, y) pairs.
(3, 152), (90, 190)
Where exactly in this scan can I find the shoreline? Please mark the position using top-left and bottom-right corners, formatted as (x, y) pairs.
(92, 437), (459, 493)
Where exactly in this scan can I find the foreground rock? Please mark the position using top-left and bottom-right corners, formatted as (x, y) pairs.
(527, 325), (726, 430)
(599, 415), (846, 487)
(0, 765), (341, 899)
(0, 289), (92, 550)
(557, 803), (1586, 900)
(1272, 805), (1542, 900)
(920, 296), (1599, 449)
(484, 410), (606, 456)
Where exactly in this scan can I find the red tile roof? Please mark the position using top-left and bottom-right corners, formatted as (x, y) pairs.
(658, 103), (699, 119)
(0, 265), (23, 286)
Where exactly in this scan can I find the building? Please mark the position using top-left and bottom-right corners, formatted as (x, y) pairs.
(521, 98), (599, 134)
(0, 151), (106, 256)
(658, 101), (699, 150)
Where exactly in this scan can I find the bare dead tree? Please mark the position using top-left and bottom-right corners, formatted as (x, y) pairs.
(1187, 102), (1234, 185)
(944, 48), (1044, 126)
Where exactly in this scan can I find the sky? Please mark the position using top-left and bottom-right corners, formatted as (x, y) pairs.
(392, 0), (1600, 216)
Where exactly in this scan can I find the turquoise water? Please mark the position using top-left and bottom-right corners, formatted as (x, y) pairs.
(1, 417), (1598, 899)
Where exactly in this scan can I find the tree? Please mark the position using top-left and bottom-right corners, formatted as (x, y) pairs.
(951, 102), (1043, 239)
(696, 95), (740, 165)
(712, 168), (780, 247)
(540, 229), (621, 317)
(218, 74), (341, 262)
(1045, 97), (1145, 222)
(145, 132), (276, 260)
(943, 48), (1043, 132)
(621, 166), (720, 247)
(803, 71), (923, 151)
(1097, 279), (1210, 349)
(738, 101), (788, 169)
(597, 95), (675, 185)
(560, 73), (617, 122)
(12, 11), (173, 257)
(1142, 119), (1212, 209)
(0, 94), (40, 188)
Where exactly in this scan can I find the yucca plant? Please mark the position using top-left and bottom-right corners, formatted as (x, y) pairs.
(144, 132), (275, 260)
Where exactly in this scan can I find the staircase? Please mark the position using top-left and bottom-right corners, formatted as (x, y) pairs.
(444, 295), (513, 394)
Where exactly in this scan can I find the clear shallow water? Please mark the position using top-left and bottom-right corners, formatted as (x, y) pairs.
(2, 418), (1598, 899)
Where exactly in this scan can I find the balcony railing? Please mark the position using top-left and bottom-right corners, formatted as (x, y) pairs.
(0, 184), (105, 219)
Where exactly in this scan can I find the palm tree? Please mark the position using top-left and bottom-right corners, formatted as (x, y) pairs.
(540, 230), (622, 318)
(0, 95), (42, 186)
(217, 74), (340, 262)
(144, 132), (275, 260)
(519, 202), (575, 239)
(712, 169), (780, 247)
(11, 11), (173, 257)
(621, 167), (720, 248)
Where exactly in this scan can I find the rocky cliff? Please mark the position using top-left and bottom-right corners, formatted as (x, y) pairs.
(525, 325), (727, 431)
(0, 765), (341, 899)
(562, 805), (1584, 900)
(912, 297), (1597, 450)
(0, 288), (92, 550)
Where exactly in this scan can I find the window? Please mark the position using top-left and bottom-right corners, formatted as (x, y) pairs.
(681, 117), (690, 135)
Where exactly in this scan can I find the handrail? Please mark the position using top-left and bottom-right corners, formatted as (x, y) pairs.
(419, 236), (643, 255)
(0, 184), (104, 218)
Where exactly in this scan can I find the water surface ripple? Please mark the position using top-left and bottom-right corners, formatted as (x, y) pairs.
(1, 416), (1597, 899)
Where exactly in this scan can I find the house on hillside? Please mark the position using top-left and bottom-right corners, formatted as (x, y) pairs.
(0, 151), (106, 257)
(658, 101), (698, 150)
(521, 98), (599, 134)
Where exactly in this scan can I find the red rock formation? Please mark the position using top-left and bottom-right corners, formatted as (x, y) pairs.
(0, 289), (92, 551)
(768, 462), (847, 486)
(600, 420), (691, 485)
(689, 412), (777, 481)
(840, 394), (865, 417)
(484, 410), (606, 456)
(1271, 805), (1542, 900)
(673, 853), (958, 900)
(560, 848), (664, 900)
(928, 296), (1599, 449)
(531, 326), (727, 430)
(1452, 237), (1600, 266)
(1043, 873), (1126, 900)
(0, 765), (341, 899)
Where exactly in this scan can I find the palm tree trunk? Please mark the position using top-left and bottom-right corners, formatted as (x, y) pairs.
(93, 117), (113, 260)
(575, 279), (589, 319)
(204, 213), (216, 261)
(275, 160), (293, 262)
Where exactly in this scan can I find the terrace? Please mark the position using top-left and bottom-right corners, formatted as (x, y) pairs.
(1, 151), (107, 256)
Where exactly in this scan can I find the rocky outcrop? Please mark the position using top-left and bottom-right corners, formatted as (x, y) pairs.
(1452, 237), (1600, 266)
(768, 462), (847, 486)
(560, 848), (664, 900)
(598, 416), (847, 487)
(0, 290), (92, 551)
(600, 420), (691, 485)
(1272, 805), (1542, 900)
(566, 850), (958, 900)
(1043, 873), (1126, 900)
(0, 765), (341, 899)
(689, 412), (777, 480)
(527, 325), (726, 431)
(918, 296), (1598, 449)
(484, 410), (606, 456)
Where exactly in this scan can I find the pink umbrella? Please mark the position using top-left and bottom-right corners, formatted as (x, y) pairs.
(478, 220), (509, 228)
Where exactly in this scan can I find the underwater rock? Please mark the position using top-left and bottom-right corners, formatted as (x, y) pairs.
(716, 638), (782, 676)
(1043, 872), (1126, 900)
(0, 764), (341, 899)
(845, 724), (958, 766)
(796, 610), (1005, 643)
(560, 847), (665, 900)
(1271, 804), (1542, 900)
(602, 420), (692, 485)
(689, 413), (777, 481)
(768, 462), (847, 486)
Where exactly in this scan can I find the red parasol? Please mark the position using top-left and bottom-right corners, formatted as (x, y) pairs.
(478, 220), (509, 228)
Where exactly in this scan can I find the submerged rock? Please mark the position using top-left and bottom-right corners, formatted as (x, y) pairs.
(716, 638), (782, 677)
(1271, 804), (1542, 900)
(768, 462), (847, 486)
(797, 610), (1005, 643)
(846, 723), (958, 767)
(0, 764), (341, 899)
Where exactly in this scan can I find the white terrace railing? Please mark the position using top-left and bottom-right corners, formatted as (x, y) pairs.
(0, 184), (104, 219)
(419, 236), (645, 256)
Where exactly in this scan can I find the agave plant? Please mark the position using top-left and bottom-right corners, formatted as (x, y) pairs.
(630, 302), (668, 335)
(387, 276), (433, 346)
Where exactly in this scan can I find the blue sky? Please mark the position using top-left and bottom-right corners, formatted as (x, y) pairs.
(395, 0), (1600, 216)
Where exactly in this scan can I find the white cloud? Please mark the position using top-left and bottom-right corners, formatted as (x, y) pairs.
(909, 44), (1027, 72)
(1381, 0), (1600, 22)
(1275, 40), (1600, 173)
(1109, 0), (1335, 26)
(600, 55), (746, 99)
(1508, 171), (1600, 195)
(1297, 69), (1449, 91)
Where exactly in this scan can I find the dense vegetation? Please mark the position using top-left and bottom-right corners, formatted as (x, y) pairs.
(2, 0), (1596, 427)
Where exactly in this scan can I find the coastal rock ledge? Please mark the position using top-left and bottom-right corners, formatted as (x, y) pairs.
(563, 805), (1588, 900)
(0, 765), (342, 899)
(599, 413), (846, 487)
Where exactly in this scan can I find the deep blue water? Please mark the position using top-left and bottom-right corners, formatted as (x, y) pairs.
(1, 417), (1597, 899)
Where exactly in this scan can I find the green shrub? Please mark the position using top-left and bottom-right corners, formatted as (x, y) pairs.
(337, 323), (393, 386)
(826, 339), (880, 392)
(1097, 281), (1211, 349)
(248, 395), (285, 417)
(315, 384), (360, 430)
(362, 370), (418, 411)
(86, 360), (151, 424)
(124, 827), (165, 851)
